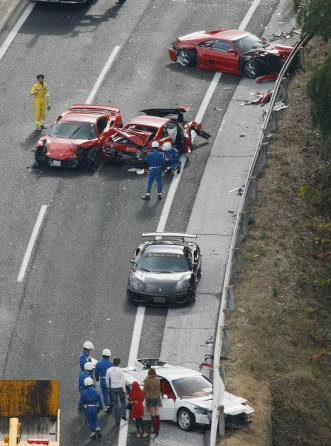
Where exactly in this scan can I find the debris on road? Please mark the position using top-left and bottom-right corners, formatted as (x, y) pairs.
(241, 89), (273, 106)
(270, 27), (300, 41)
(127, 167), (146, 175)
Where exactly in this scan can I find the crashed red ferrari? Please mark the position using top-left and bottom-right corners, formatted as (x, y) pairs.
(168, 29), (293, 79)
(34, 104), (123, 170)
(102, 107), (210, 164)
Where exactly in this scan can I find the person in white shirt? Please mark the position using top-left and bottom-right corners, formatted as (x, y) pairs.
(106, 357), (127, 425)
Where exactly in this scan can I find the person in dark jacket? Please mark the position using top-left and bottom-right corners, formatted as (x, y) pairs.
(142, 141), (165, 201)
(129, 381), (149, 438)
(80, 377), (103, 440)
(143, 368), (161, 438)
(95, 348), (113, 413)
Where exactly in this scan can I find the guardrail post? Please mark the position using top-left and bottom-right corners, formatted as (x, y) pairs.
(280, 78), (288, 104)
(218, 405), (225, 438)
(234, 248), (240, 274)
(269, 110), (277, 133)
(241, 211), (249, 236)
(227, 285), (236, 311)
(298, 47), (304, 69)
(249, 176), (257, 201)
(222, 325), (230, 353)
(219, 364), (225, 383)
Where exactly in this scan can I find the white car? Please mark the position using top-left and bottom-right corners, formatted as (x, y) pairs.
(124, 358), (254, 431)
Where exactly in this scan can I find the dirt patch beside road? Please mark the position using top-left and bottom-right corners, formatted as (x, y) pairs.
(220, 37), (331, 446)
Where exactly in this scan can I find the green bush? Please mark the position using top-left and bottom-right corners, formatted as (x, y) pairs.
(294, 0), (331, 40)
(307, 56), (331, 145)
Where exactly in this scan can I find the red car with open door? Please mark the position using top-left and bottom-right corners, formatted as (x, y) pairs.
(34, 104), (122, 171)
(168, 29), (293, 79)
(103, 107), (210, 164)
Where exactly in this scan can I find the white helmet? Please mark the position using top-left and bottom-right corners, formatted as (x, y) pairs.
(83, 341), (94, 350)
(84, 362), (95, 371)
(162, 141), (172, 151)
(102, 349), (111, 357)
(84, 377), (94, 387)
(151, 141), (160, 149)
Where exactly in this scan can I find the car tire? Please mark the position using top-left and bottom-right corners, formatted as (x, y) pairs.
(177, 408), (196, 431)
(87, 148), (100, 172)
(177, 49), (197, 67)
(197, 267), (202, 281)
(243, 59), (262, 79)
(35, 146), (48, 167)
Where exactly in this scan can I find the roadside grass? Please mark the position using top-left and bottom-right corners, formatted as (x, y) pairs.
(222, 37), (331, 446)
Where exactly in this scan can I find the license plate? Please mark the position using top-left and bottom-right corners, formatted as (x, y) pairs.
(154, 296), (166, 304)
(51, 160), (61, 167)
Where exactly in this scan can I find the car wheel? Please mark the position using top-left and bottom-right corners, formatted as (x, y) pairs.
(197, 267), (202, 281)
(244, 59), (262, 79)
(87, 148), (100, 172)
(177, 49), (197, 67)
(177, 408), (195, 431)
(35, 146), (48, 167)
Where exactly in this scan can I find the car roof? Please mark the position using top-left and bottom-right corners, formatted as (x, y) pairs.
(60, 113), (100, 124)
(125, 365), (202, 384)
(215, 29), (251, 41)
(144, 243), (184, 255)
(127, 115), (169, 128)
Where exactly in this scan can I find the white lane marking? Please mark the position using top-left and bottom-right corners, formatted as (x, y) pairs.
(85, 45), (121, 104)
(127, 305), (146, 367)
(239, 0), (262, 31)
(118, 0), (263, 443)
(0, 2), (35, 63)
(17, 205), (48, 283)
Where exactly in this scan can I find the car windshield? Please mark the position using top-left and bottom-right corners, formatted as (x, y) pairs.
(172, 376), (212, 399)
(137, 252), (190, 273)
(48, 122), (97, 140)
(236, 34), (266, 53)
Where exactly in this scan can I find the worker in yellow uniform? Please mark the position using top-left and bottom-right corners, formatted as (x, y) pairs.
(30, 74), (51, 131)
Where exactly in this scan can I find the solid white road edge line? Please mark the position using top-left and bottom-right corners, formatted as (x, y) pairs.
(86, 46), (121, 104)
(17, 205), (48, 283)
(0, 2), (35, 63)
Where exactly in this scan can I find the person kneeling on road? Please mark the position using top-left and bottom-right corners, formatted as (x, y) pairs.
(80, 377), (103, 440)
(95, 348), (113, 413)
(162, 141), (181, 174)
(142, 141), (165, 201)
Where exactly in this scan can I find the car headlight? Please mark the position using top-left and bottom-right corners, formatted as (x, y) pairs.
(130, 275), (145, 291)
(175, 276), (190, 292)
(194, 407), (211, 416)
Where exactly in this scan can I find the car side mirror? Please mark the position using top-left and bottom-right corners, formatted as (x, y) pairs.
(227, 49), (237, 54)
(130, 260), (136, 264)
(162, 394), (169, 400)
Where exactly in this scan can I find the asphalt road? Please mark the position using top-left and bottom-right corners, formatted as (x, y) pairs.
(0, 0), (279, 445)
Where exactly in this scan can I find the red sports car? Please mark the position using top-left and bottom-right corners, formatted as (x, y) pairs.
(168, 29), (293, 78)
(34, 104), (123, 170)
(103, 107), (210, 163)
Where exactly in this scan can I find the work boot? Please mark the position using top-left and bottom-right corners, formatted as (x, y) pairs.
(142, 194), (150, 201)
(158, 193), (163, 200)
(90, 432), (97, 440)
(96, 428), (102, 439)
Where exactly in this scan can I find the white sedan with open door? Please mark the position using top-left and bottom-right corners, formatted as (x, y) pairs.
(124, 359), (254, 431)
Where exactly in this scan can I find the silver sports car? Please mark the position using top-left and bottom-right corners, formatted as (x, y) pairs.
(127, 233), (202, 305)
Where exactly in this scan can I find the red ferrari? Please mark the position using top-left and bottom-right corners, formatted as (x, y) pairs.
(168, 29), (293, 78)
(103, 107), (210, 163)
(34, 104), (123, 170)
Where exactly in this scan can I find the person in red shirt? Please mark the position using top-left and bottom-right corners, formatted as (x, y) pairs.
(129, 381), (149, 438)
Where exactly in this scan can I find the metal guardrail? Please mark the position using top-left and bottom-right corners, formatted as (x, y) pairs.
(209, 34), (311, 446)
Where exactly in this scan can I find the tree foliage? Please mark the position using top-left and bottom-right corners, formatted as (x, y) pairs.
(307, 55), (331, 142)
(294, 0), (331, 40)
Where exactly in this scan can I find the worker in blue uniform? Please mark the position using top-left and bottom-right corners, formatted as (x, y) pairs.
(142, 141), (165, 201)
(80, 340), (94, 371)
(95, 348), (113, 413)
(78, 362), (95, 411)
(80, 377), (103, 440)
(162, 141), (181, 174)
